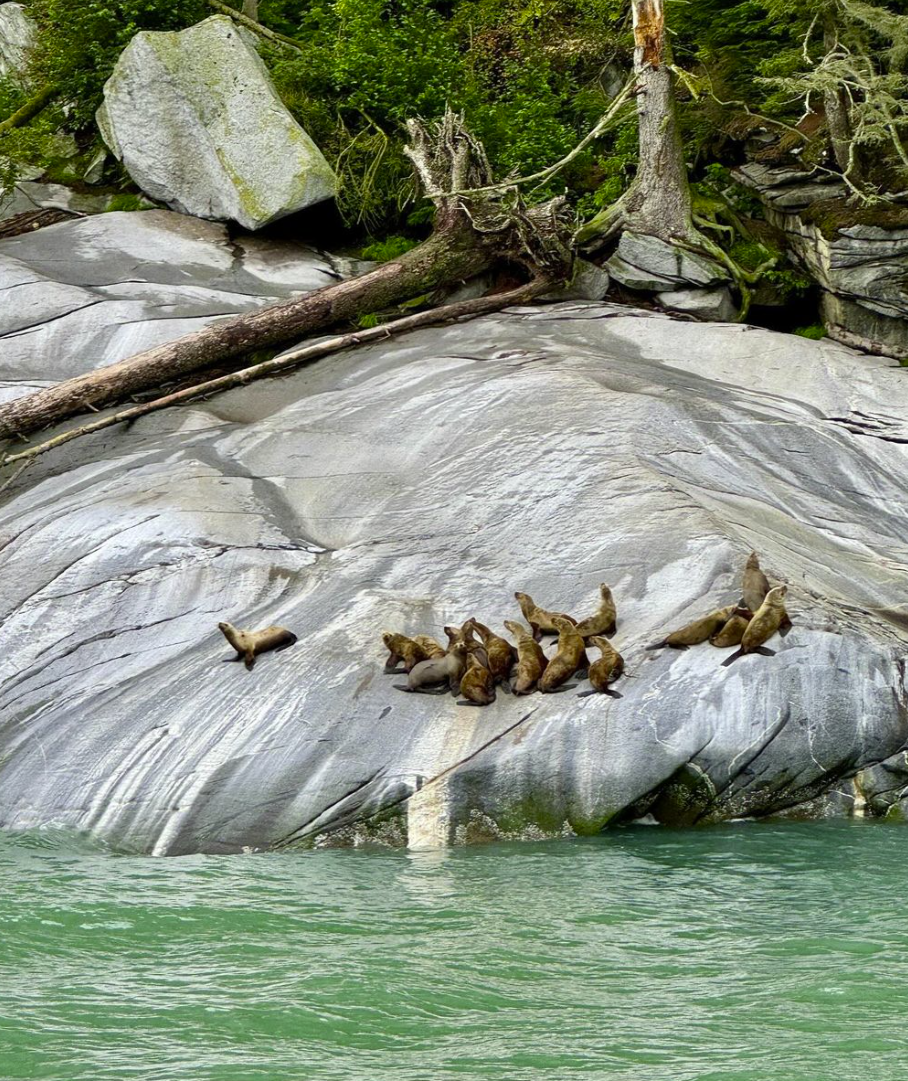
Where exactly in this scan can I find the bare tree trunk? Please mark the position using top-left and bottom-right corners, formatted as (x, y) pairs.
(0, 112), (571, 443)
(822, 18), (860, 182)
(577, 0), (694, 247)
(242, 0), (259, 20)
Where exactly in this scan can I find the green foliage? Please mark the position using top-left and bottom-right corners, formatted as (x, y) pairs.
(28, 0), (209, 128)
(360, 235), (419, 261)
(105, 192), (146, 212)
(793, 324), (827, 339)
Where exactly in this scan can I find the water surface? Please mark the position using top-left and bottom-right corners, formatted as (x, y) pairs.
(1, 821), (905, 1080)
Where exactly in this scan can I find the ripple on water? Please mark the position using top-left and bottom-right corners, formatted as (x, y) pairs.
(1, 821), (907, 1081)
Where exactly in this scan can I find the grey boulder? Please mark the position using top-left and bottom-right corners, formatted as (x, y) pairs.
(607, 231), (729, 292)
(96, 15), (337, 230)
(658, 285), (737, 322)
(0, 2), (34, 79)
(0, 213), (907, 854)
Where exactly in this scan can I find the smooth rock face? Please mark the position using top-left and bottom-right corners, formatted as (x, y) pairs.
(0, 2), (34, 79)
(0, 209), (342, 401)
(0, 214), (907, 855)
(735, 163), (908, 357)
(96, 16), (337, 230)
(607, 231), (729, 292)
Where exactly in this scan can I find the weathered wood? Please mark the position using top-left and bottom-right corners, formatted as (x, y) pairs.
(0, 280), (548, 471)
(0, 84), (59, 136)
(0, 218), (498, 441)
(0, 208), (80, 239)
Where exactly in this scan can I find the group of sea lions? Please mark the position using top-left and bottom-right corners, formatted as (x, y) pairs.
(217, 553), (791, 692)
(645, 553), (791, 665)
(382, 583), (621, 705)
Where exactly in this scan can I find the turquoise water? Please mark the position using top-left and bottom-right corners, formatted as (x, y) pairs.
(1, 821), (906, 1081)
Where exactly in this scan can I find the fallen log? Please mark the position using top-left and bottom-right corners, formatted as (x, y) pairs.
(0, 111), (572, 444)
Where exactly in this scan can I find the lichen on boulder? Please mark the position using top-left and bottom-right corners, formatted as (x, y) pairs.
(0, 2), (34, 79)
(96, 15), (337, 231)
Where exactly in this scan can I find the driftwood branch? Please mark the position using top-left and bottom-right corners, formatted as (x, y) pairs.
(0, 84), (59, 135)
(0, 280), (550, 472)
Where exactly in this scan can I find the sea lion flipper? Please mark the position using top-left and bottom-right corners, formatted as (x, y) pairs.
(575, 668), (588, 681)
(644, 642), (666, 651)
(668, 643), (689, 651)
(244, 652), (256, 671)
(393, 684), (412, 692)
(605, 689), (623, 699)
(779, 620), (793, 638)
(456, 700), (485, 707)
(576, 689), (597, 698)
(754, 646), (776, 657)
(546, 683), (578, 694)
(498, 680), (512, 695)
(275, 633), (298, 652)
(721, 649), (744, 668)
(222, 654), (243, 663)
(384, 664), (405, 674)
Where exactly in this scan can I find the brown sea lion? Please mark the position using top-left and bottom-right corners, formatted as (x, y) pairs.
(742, 552), (771, 613)
(464, 618), (515, 694)
(412, 634), (447, 660)
(219, 622), (297, 671)
(457, 653), (496, 706)
(709, 607), (754, 648)
(514, 591), (577, 636)
(722, 586), (789, 666)
(503, 619), (549, 695)
(538, 615), (588, 693)
(382, 632), (428, 673)
(577, 636), (625, 698)
(443, 623), (489, 667)
(646, 605), (738, 651)
(574, 583), (617, 639)
(395, 643), (468, 694)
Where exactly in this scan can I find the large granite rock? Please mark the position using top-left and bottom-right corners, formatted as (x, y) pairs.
(0, 2), (34, 79)
(96, 15), (337, 230)
(735, 163), (908, 358)
(0, 212), (906, 855)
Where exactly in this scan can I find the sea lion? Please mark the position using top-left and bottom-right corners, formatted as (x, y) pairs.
(514, 591), (577, 636)
(412, 634), (447, 660)
(646, 605), (738, 650)
(382, 632), (428, 673)
(457, 653), (496, 706)
(219, 622), (297, 671)
(577, 636), (625, 698)
(538, 615), (589, 693)
(574, 583), (618, 639)
(503, 619), (548, 695)
(443, 623), (489, 667)
(709, 607), (754, 648)
(464, 618), (515, 693)
(395, 643), (467, 694)
(722, 586), (789, 666)
(742, 551), (771, 612)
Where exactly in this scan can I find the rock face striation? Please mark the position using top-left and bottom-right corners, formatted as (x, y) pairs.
(736, 163), (908, 358)
(0, 211), (907, 855)
(0, 2), (34, 79)
(96, 15), (337, 230)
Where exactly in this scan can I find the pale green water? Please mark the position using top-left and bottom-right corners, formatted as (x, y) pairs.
(1, 821), (905, 1081)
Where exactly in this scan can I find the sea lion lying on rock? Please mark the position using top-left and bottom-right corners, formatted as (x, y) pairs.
(219, 622), (297, 671)
(577, 636), (625, 698)
(573, 583), (617, 639)
(722, 586), (790, 666)
(382, 632), (428, 673)
(458, 653), (496, 706)
(395, 643), (468, 694)
(503, 619), (548, 695)
(464, 618), (514, 694)
(514, 591), (576, 637)
(709, 607), (753, 648)
(646, 605), (738, 651)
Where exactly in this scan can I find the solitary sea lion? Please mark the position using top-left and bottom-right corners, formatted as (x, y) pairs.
(538, 615), (588, 693)
(709, 607), (753, 648)
(219, 622), (297, 671)
(742, 552), (771, 612)
(395, 643), (467, 694)
(722, 586), (789, 666)
(646, 605), (738, 650)
(503, 619), (548, 695)
(464, 618), (515, 694)
(574, 583), (618, 639)
(382, 632), (428, 673)
(577, 636), (625, 698)
(458, 653), (496, 706)
(514, 591), (577, 636)
(412, 634), (447, 660)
